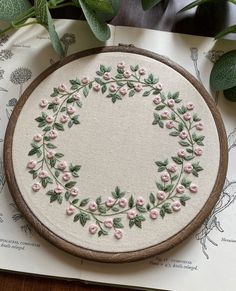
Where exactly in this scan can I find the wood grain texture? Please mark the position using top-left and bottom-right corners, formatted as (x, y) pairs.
(1, 0), (233, 289)
(4, 45), (228, 264)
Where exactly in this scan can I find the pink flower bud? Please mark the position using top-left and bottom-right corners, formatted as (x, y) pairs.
(66, 205), (75, 215)
(117, 61), (125, 69)
(176, 184), (185, 194)
(119, 87), (128, 96)
(114, 229), (123, 239)
(118, 197), (127, 208)
(62, 172), (71, 181)
(183, 112), (191, 121)
(71, 187), (79, 196)
(184, 163), (193, 174)
(89, 224), (98, 234)
(195, 122), (204, 131)
(46, 116), (54, 123)
(27, 160), (37, 169)
(138, 68), (146, 75)
(134, 84), (142, 92)
(177, 149), (185, 158)
(58, 161), (67, 170)
(161, 111), (169, 119)
(179, 131), (188, 139)
(150, 209), (158, 219)
(153, 96), (161, 105)
(166, 120), (174, 129)
(194, 147), (203, 156)
(127, 210), (136, 219)
(46, 150), (55, 159)
(161, 172), (170, 182)
(58, 84), (67, 92)
(81, 77), (89, 84)
(157, 191), (166, 200)
(104, 218), (113, 229)
(89, 201), (97, 212)
(172, 201), (181, 212)
(103, 72), (111, 80)
(67, 106), (75, 115)
(186, 102), (194, 110)
(93, 83), (100, 92)
(105, 197), (115, 207)
(72, 93), (80, 100)
(54, 186), (63, 194)
(167, 99), (175, 107)
(189, 183), (198, 193)
(60, 114), (69, 123)
(109, 84), (117, 92)
(52, 97), (60, 105)
(167, 163), (177, 173)
(39, 99), (48, 108)
(33, 133), (42, 142)
(32, 183), (41, 192)
(48, 130), (58, 139)
(136, 197), (145, 206)
(38, 170), (49, 179)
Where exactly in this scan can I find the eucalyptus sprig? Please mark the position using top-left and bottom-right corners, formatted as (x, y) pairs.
(180, 0), (236, 101)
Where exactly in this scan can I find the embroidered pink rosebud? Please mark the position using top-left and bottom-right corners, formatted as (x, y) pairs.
(179, 131), (188, 139)
(176, 184), (185, 194)
(177, 149), (185, 158)
(58, 161), (67, 170)
(33, 133), (42, 142)
(195, 122), (204, 131)
(72, 92), (80, 100)
(93, 83), (101, 92)
(38, 170), (49, 179)
(166, 120), (174, 129)
(104, 218), (113, 229)
(58, 84), (67, 92)
(89, 224), (98, 234)
(157, 191), (166, 200)
(138, 68), (146, 75)
(161, 111), (169, 119)
(66, 205), (75, 215)
(89, 201), (97, 212)
(54, 186), (63, 194)
(154, 82), (163, 91)
(117, 61), (125, 69)
(189, 183), (198, 193)
(161, 172), (170, 183)
(123, 70), (131, 78)
(71, 187), (79, 196)
(52, 97), (61, 105)
(62, 172), (71, 181)
(167, 163), (177, 173)
(27, 160), (37, 169)
(153, 96), (161, 104)
(150, 209), (158, 220)
(114, 229), (123, 239)
(39, 99), (48, 108)
(67, 106), (75, 115)
(46, 115), (54, 123)
(105, 197), (115, 207)
(81, 77), (89, 84)
(103, 72), (111, 80)
(167, 99), (175, 107)
(134, 84), (142, 92)
(186, 102), (194, 110)
(172, 201), (181, 212)
(119, 87), (128, 96)
(48, 130), (58, 139)
(136, 197), (145, 206)
(184, 163), (193, 174)
(194, 147), (203, 156)
(183, 112), (191, 121)
(60, 114), (69, 124)
(127, 209), (136, 219)
(118, 197), (127, 208)
(46, 150), (55, 159)
(109, 84), (117, 92)
(32, 183), (41, 192)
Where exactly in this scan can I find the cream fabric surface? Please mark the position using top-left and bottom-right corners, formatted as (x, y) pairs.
(12, 52), (220, 252)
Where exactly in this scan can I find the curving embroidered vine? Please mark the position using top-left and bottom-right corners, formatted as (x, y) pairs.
(27, 62), (205, 239)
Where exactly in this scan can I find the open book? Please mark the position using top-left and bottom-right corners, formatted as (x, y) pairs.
(0, 20), (236, 291)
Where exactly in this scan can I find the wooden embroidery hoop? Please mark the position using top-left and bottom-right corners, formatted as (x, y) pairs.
(4, 45), (228, 263)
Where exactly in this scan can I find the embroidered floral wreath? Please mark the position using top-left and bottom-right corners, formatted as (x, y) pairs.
(27, 61), (204, 240)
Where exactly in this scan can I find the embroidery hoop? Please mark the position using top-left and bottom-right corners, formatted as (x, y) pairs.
(4, 45), (228, 263)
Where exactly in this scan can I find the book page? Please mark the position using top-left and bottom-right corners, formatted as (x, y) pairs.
(0, 19), (115, 278)
(77, 27), (236, 291)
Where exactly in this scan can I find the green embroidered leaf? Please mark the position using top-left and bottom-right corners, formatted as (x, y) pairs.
(169, 131), (179, 137)
(142, 91), (151, 97)
(112, 186), (125, 199)
(80, 198), (89, 207)
(160, 208), (165, 218)
(179, 141), (190, 147)
(72, 198), (79, 204)
(83, 86), (89, 97)
(113, 217), (124, 228)
(172, 92), (180, 100)
(95, 77), (104, 85)
(96, 196), (102, 205)
(49, 157), (56, 167)
(193, 113), (201, 122)
(98, 205), (107, 213)
(65, 191), (71, 201)
(156, 182), (164, 191)
(155, 104), (165, 110)
(50, 193), (59, 203)
(192, 162), (203, 172)
(158, 166), (166, 172)
(43, 126), (52, 132)
(76, 0), (111, 41)
(149, 192), (156, 205)
(112, 206), (119, 212)
(136, 205), (147, 213)
(158, 120), (164, 128)
(76, 100), (83, 108)
(35, 116), (45, 122)
(179, 195), (190, 206)
(184, 155), (194, 161)
(152, 112), (161, 125)
(171, 174), (178, 181)
(164, 184), (174, 192)
(55, 153), (64, 158)
(186, 148), (193, 154)
(96, 71), (103, 76)
(146, 203), (151, 211)
(172, 157), (183, 165)
(127, 81), (134, 88)
(128, 195), (134, 208)
(65, 181), (77, 189)
(181, 177), (191, 188)
(46, 143), (57, 149)
(38, 121), (46, 128)
(51, 88), (59, 97)
(160, 93), (166, 102)
(162, 202), (172, 214)
(177, 106), (187, 114)
(73, 213), (80, 222)
(0, 0), (32, 22)
(130, 65), (139, 72)
(28, 148), (38, 156)
(129, 89), (135, 97)
(54, 122), (64, 131)
(129, 219), (135, 228)
(98, 229), (108, 237)
(178, 122), (184, 132)
(46, 190), (54, 196)
(102, 84), (107, 93)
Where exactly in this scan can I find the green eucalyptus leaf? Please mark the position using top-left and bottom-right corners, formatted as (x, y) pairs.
(77, 0), (111, 41)
(0, 0), (32, 23)
(215, 24), (236, 39)
(210, 50), (236, 91)
(179, 0), (211, 13)
(96, 0), (121, 21)
(35, 0), (47, 24)
(141, 0), (163, 10)
(46, 7), (64, 56)
(85, 0), (113, 14)
(223, 86), (236, 102)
